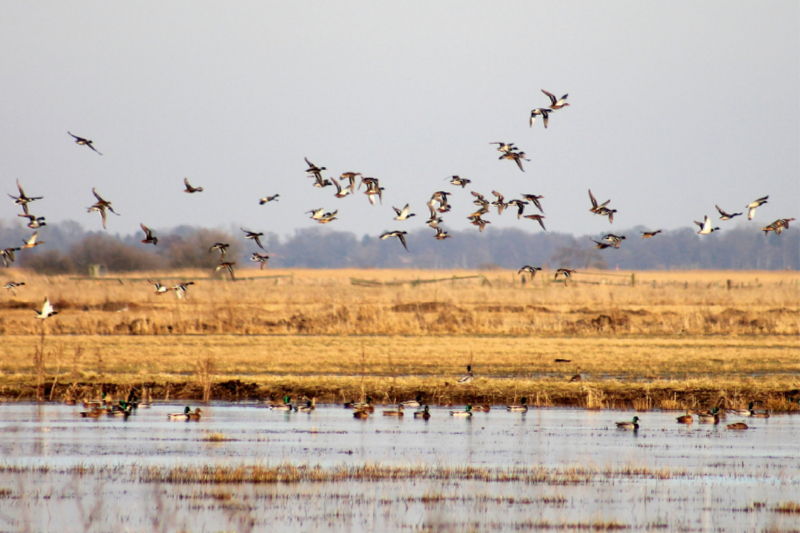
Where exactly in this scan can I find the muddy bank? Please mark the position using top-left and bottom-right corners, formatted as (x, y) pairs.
(2, 378), (799, 412)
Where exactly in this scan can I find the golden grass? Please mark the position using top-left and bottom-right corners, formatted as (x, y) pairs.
(0, 268), (797, 406)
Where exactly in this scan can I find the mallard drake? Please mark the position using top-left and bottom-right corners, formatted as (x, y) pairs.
(353, 409), (370, 419)
(489, 142), (516, 154)
(507, 397), (528, 412)
(148, 280), (170, 295)
(499, 150), (529, 172)
(214, 262), (236, 281)
(595, 206), (617, 224)
(601, 234), (627, 248)
(3, 281), (25, 294)
(414, 405), (431, 419)
(339, 172), (361, 194)
(433, 227), (450, 240)
(555, 268), (576, 280)
(304, 157), (326, 180)
(728, 402), (755, 417)
(491, 191), (507, 215)
(307, 208), (325, 220)
(676, 412), (693, 424)
(140, 224), (158, 245)
(318, 211), (338, 224)
(241, 228), (265, 250)
(591, 238), (614, 250)
(749, 409), (770, 419)
(183, 178), (203, 193)
(458, 365), (474, 384)
(641, 230), (662, 238)
(518, 265), (542, 279)
(401, 395), (422, 409)
(697, 407), (720, 424)
(588, 190), (610, 214)
(1, 247), (21, 267)
(505, 199), (528, 219)
(393, 204), (416, 221)
(382, 405), (404, 417)
(380, 231), (409, 252)
(35, 297), (57, 319)
(353, 397), (375, 412)
(524, 214), (546, 231)
(18, 213), (47, 229)
(695, 216), (720, 235)
(745, 196), (768, 220)
(520, 194), (544, 214)
(450, 405), (473, 417)
(68, 131), (102, 155)
(259, 194), (279, 204)
(168, 406), (192, 420)
(468, 215), (491, 232)
(271, 396), (294, 411)
(615, 416), (639, 430)
(541, 89), (569, 110)
(715, 205), (742, 221)
(726, 422), (748, 430)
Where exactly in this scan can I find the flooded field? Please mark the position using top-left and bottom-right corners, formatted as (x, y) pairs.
(1, 403), (799, 532)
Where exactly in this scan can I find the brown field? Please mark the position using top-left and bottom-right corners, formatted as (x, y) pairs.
(0, 268), (798, 409)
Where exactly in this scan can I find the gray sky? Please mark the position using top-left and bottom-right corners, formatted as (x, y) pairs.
(1, 2), (797, 242)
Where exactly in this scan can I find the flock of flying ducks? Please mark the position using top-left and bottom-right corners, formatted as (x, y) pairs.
(5, 93), (796, 318)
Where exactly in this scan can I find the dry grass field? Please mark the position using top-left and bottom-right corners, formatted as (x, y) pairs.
(0, 268), (797, 409)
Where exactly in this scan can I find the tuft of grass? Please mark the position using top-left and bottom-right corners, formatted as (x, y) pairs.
(772, 501), (800, 514)
(201, 432), (231, 442)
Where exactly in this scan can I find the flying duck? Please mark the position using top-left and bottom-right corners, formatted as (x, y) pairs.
(318, 211), (338, 224)
(68, 131), (102, 155)
(304, 157), (326, 180)
(433, 227), (450, 240)
(3, 281), (25, 294)
(140, 224), (158, 245)
(641, 230), (662, 238)
(521, 194), (545, 213)
(555, 268), (576, 279)
(18, 212), (46, 229)
(541, 89), (570, 110)
(601, 234), (626, 248)
(695, 216), (720, 235)
(591, 238), (614, 250)
(489, 142), (517, 154)
(506, 199), (528, 219)
(307, 208), (326, 220)
(491, 191), (507, 215)
(380, 231), (409, 252)
(518, 265), (541, 279)
(183, 178), (203, 193)
(172, 281), (195, 299)
(250, 252), (270, 269)
(715, 205), (742, 221)
(529, 107), (551, 128)
(458, 365), (474, 384)
(331, 178), (351, 198)
(1, 247), (20, 267)
(499, 150), (530, 172)
(524, 214), (546, 231)
(595, 206), (617, 224)
(746, 196), (768, 220)
(393, 204), (416, 221)
(35, 296), (57, 319)
(339, 172), (361, 194)
(241, 228), (265, 250)
(449, 176), (471, 188)
(8, 180), (43, 207)
(209, 243), (230, 258)
(21, 231), (44, 249)
(214, 262), (236, 281)
(468, 214), (491, 232)
(588, 190), (610, 214)
(148, 280), (170, 295)
(615, 416), (639, 430)
(259, 194), (279, 204)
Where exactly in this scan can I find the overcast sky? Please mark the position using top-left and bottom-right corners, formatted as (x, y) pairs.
(1, 2), (797, 243)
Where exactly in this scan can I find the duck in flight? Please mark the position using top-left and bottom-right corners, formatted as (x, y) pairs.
(304, 157), (326, 181)
(68, 131), (102, 155)
(524, 214), (546, 231)
(339, 172), (361, 195)
(172, 281), (195, 299)
(745, 196), (768, 220)
(241, 228), (265, 250)
(489, 142), (517, 154)
(541, 89), (569, 110)
(518, 265), (541, 279)
(251, 252), (270, 269)
(555, 268), (576, 279)
(214, 262), (236, 281)
(715, 205), (742, 221)
(21, 231), (44, 249)
(140, 224), (158, 245)
(499, 150), (530, 172)
(18, 212), (46, 229)
(529, 107), (551, 128)
(433, 227), (450, 240)
(35, 296), (58, 319)
(148, 280), (171, 295)
(209, 242), (230, 258)
(1, 247), (20, 268)
(506, 199), (528, 219)
(641, 230), (662, 238)
(521, 194), (544, 214)
(259, 194), (279, 204)
(449, 176), (471, 188)
(393, 204), (416, 221)
(380, 231), (409, 252)
(8, 180), (43, 207)
(695, 216), (720, 235)
(183, 178), (203, 193)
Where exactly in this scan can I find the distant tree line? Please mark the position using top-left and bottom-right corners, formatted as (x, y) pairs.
(1, 218), (796, 273)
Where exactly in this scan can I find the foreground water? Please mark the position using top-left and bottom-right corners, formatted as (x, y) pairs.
(1, 403), (798, 532)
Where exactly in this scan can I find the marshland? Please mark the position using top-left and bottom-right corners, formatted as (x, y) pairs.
(1, 268), (799, 532)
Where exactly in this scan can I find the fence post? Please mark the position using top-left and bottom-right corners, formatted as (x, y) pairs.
(631, 273), (635, 287)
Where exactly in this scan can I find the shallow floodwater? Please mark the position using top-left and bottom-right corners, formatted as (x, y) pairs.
(1, 403), (798, 532)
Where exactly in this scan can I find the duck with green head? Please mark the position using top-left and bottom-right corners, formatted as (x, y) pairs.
(728, 402), (755, 417)
(615, 416), (639, 430)
(698, 407), (720, 424)
(271, 396), (294, 411)
(414, 405), (431, 419)
(450, 405), (473, 418)
(507, 397), (528, 413)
